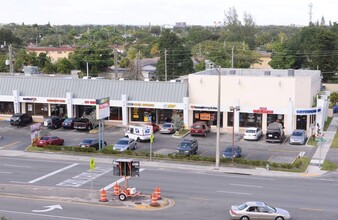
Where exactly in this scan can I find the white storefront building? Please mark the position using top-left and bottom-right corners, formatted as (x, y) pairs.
(188, 68), (329, 136)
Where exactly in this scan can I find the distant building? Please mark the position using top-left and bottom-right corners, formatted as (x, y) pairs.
(26, 46), (76, 63)
(175, 22), (187, 28)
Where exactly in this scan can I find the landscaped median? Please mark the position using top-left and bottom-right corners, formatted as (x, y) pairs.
(26, 145), (315, 173)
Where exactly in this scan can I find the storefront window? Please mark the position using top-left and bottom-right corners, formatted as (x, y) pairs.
(131, 108), (156, 123)
(239, 113), (262, 128)
(0, 102), (14, 114)
(25, 103), (47, 116)
(193, 111), (222, 127)
(267, 114), (284, 126)
(110, 107), (122, 120)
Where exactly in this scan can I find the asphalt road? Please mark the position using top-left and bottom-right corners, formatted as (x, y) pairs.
(0, 120), (314, 164)
(0, 155), (338, 219)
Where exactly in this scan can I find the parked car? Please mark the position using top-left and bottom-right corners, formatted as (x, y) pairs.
(229, 201), (291, 220)
(43, 116), (65, 129)
(266, 121), (284, 143)
(223, 145), (242, 158)
(10, 113), (33, 126)
(74, 118), (94, 131)
(36, 136), (64, 147)
(160, 123), (176, 134)
(176, 139), (198, 156)
(146, 123), (160, 132)
(243, 127), (263, 141)
(78, 138), (107, 150)
(113, 138), (137, 152)
(289, 129), (307, 145)
(62, 117), (79, 129)
(190, 121), (211, 137)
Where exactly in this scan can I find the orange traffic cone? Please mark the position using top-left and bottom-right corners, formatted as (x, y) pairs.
(99, 188), (108, 202)
(113, 182), (120, 196)
(155, 186), (162, 200)
(150, 192), (159, 207)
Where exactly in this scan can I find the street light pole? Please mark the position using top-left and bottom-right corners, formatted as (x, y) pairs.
(215, 66), (221, 168)
(229, 106), (240, 164)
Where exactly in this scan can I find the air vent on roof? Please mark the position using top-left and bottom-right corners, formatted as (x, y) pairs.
(264, 71), (271, 76)
(229, 70), (236, 75)
(288, 69), (295, 76)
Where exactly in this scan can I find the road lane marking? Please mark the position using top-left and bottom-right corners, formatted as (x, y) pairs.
(230, 183), (263, 188)
(0, 141), (21, 149)
(4, 164), (31, 168)
(300, 207), (323, 212)
(216, 190), (251, 195)
(189, 197), (212, 201)
(0, 209), (92, 220)
(0, 171), (12, 174)
(102, 168), (145, 190)
(28, 163), (79, 184)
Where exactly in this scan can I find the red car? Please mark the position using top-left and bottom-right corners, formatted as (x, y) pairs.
(36, 136), (64, 147)
(146, 123), (160, 132)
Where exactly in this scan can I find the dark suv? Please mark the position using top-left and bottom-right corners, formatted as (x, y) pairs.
(43, 116), (65, 129)
(10, 113), (33, 126)
(176, 139), (199, 156)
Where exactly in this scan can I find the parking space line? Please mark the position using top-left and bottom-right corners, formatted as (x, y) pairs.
(28, 163), (79, 184)
(244, 154), (251, 160)
(0, 141), (21, 149)
(199, 150), (207, 156)
(268, 155), (273, 161)
(4, 164), (31, 168)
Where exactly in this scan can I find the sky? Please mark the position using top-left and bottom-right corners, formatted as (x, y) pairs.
(0, 0), (337, 26)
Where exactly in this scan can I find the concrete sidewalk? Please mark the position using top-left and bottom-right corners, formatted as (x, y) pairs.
(305, 116), (338, 176)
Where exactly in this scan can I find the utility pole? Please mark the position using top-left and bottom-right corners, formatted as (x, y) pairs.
(309, 3), (313, 25)
(165, 48), (167, 81)
(231, 46), (234, 68)
(114, 48), (118, 79)
(9, 44), (14, 75)
(215, 66), (221, 168)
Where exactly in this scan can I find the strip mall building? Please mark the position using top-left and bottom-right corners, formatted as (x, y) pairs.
(0, 68), (329, 135)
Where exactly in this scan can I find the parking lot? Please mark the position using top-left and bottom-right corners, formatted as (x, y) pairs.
(0, 120), (315, 164)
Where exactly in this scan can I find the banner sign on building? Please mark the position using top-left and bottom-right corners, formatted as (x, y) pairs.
(96, 97), (110, 120)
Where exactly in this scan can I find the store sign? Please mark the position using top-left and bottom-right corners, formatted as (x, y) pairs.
(47, 99), (65, 103)
(23, 97), (37, 101)
(200, 113), (211, 120)
(127, 103), (155, 107)
(163, 104), (176, 108)
(190, 105), (217, 110)
(253, 107), (273, 114)
(295, 108), (321, 115)
(96, 97), (110, 120)
(84, 100), (96, 104)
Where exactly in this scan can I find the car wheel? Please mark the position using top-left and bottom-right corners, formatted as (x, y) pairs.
(134, 143), (137, 150)
(118, 193), (127, 201)
(61, 141), (64, 145)
(275, 217), (284, 220)
(240, 216), (250, 220)
(137, 137), (141, 142)
(54, 124), (57, 129)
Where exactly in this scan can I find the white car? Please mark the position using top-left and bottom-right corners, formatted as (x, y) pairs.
(243, 127), (263, 141)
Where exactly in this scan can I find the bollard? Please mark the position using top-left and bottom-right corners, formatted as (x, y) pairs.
(266, 163), (270, 171)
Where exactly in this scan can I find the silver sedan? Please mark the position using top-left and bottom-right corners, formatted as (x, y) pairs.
(229, 201), (291, 220)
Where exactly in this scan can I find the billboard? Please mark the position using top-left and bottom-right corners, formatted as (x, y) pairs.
(96, 97), (110, 120)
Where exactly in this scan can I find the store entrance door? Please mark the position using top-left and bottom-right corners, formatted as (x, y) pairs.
(296, 115), (307, 130)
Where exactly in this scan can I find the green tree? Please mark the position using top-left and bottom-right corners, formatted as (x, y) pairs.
(157, 30), (193, 80)
(55, 58), (73, 74)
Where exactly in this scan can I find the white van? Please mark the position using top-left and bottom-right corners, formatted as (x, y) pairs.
(124, 124), (153, 142)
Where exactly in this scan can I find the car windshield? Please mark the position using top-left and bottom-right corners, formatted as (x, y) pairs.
(82, 139), (94, 144)
(178, 142), (192, 148)
(64, 118), (73, 122)
(163, 123), (172, 128)
(225, 147), (236, 152)
(292, 131), (303, 136)
(41, 136), (50, 140)
(238, 203), (248, 210)
(192, 125), (202, 129)
(116, 140), (128, 145)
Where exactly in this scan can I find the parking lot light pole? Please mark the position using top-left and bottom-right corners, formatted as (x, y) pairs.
(229, 106), (240, 164)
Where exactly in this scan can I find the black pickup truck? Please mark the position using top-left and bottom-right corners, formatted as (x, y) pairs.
(265, 122), (284, 143)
